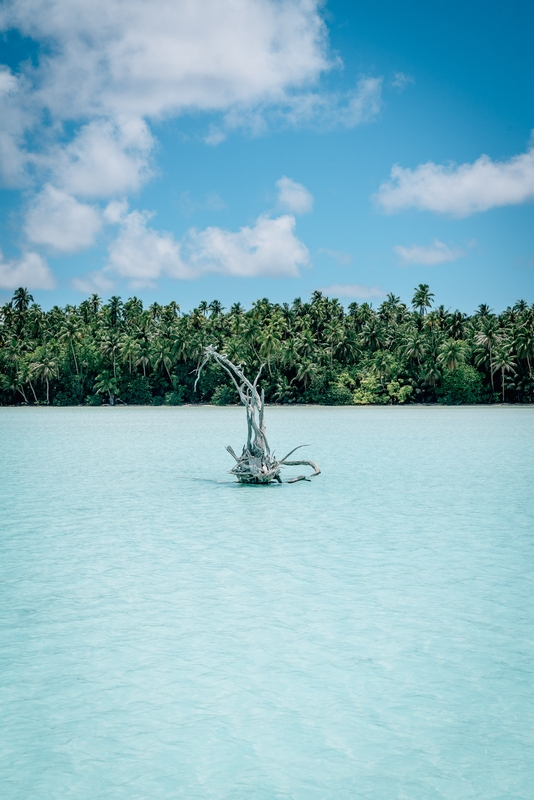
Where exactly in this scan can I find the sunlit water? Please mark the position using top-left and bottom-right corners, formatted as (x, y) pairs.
(1, 406), (533, 799)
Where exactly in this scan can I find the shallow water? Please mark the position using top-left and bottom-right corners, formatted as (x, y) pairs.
(1, 405), (533, 799)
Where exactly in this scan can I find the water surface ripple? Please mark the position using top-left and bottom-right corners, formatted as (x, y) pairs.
(1, 406), (533, 799)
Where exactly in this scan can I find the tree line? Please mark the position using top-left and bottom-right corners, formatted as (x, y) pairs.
(1, 285), (533, 406)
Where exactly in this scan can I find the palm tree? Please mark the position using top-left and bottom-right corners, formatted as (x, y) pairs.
(94, 370), (119, 405)
(90, 294), (102, 315)
(120, 335), (140, 374)
(1, 369), (30, 403)
(423, 361), (441, 390)
(360, 319), (383, 354)
(492, 343), (516, 403)
(438, 338), (466, 371)
(516, 323), (534, 378)
(295, 360), (316, 390)
(30, 347), (57, 403)
(373, 350), (395, 390)
(474, 321), (501, 392)
(273, 375), (296, 403)
(412, 284), (434, 316)
(259, 317), (283, 374)
(324, 319), (344, 367)
(135, 340), (151, 377)
(151, 339), (174, 381)
(99, 331), (121, 377)
(403, 332), (426, 366)
(209, 300), (224, 318)
(164, 300), (180, 321)
(59, 317), (82, 375)
(475, 303), (493, 319)
(107, 296), (123, 328)
(447, 311), (466, 340)
(12, 287), (34, 313)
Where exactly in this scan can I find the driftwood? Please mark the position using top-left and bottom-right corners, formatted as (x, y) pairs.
(195, 346), (321, 484)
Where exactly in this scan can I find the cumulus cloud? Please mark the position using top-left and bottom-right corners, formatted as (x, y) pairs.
(0, 66), (18, 96)
(0, 0), (379, 266)
(74, 203), (310, 289)
(24, 185), (103, 253)
(0, 0), (332, 170)
(0, 250), (55, 289)
(184, 213), (309, 278)
(375, 137), (534, 216)
(276, 176), (314, 214)
(319, 283), (384, 299)
(393, 239), (466, 266)
(0, 0), (331, 122)
(106, 209), (189, 286)
(51, 118), (154, 198)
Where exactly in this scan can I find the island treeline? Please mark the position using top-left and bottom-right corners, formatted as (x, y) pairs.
(1, 285), (533, 406)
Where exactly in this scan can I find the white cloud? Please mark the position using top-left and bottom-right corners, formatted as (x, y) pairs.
(0, 66), (18, 96)
(319, 248), (352, 265)
(276, 176), (314, 214)
(0, 250), (55, 289)
(392, 72), (414, 91)
(51, 118), (154, 198)
(24, 185), (103, 253)
(0, 131), (27, 186)
(204, 127), (228, 147)
(103, 199), (129, 224)
(0, 68), (33, 186)
(106, 210), (189, 286)
(222, 76), (382, 134)
(75, 202), (310, 289)
(184, 213), (309, 277)
(375, 137), (534, 216)
(0, 0), (331, 122)
(0, 0), (386, 274)
(319, 283), (384, 299)
(324, 77), (382, 128)
(393, 239), (466, 266)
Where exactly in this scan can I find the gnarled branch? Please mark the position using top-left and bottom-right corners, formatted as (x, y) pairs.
(196, 346), (320, 484)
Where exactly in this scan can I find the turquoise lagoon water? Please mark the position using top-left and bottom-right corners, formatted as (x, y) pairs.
(1, 405), (533, 799)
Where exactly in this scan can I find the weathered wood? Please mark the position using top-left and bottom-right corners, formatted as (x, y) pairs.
(195, 346), (320, 484)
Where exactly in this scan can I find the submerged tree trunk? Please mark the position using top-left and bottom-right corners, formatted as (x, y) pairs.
(195, 346), (320, 485)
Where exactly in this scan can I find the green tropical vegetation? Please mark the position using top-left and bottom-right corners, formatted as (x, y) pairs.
(1, 285), (533, 406)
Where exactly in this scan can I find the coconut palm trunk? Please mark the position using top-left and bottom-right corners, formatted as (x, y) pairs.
(28, 379), (38, 403)
(70, 341), (79, 375)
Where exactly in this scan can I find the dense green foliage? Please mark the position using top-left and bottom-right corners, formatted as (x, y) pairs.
(1, 285), (533, 406)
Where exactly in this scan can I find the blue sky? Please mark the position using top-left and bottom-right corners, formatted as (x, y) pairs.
(0, 0), (533, 312)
